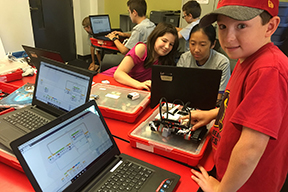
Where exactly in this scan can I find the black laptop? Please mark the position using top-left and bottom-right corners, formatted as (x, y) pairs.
(22, 45), (90, 70)
(89, 14), (113, 41)
(150, 65), (222, 109)
(10, 100), (180, 192)
(0, 57), (96, 150)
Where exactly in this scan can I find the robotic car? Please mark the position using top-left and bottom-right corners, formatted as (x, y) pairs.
(149, 98), (208, 143)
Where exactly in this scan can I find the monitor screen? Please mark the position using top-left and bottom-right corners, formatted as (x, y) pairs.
(90, 15), (111, 35)
(35, 61), (91, 112)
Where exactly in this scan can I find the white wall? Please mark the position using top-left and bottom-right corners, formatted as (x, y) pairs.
(0, 0), (103, 56)
(0, 0), (34, 53)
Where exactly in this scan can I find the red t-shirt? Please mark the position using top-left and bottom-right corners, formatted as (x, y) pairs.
(212, 43), (288, 192)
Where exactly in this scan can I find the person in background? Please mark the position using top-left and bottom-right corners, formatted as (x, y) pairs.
(182, 0), (288, 191)
(102, 22), (179, 91)
(82, 17), (101, 71)
(106, 0), (155, 55)
(177, 24), (230, 103)
(176, 0), (201, 51)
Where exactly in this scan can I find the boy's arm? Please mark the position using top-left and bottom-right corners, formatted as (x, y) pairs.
(218, 127), (269, 191)
(112, 31), (131, 38)
(176, 27), (184, 38)
(113, 39), (130, 55)
(192, 126), (270, 192)
(175, 27), (182, 32)
(178, 31), (184, 39)
(106, 32), (130, 55)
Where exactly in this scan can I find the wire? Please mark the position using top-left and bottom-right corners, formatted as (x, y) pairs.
(158, 97), (191, 129)
(159, 97), (169, 121)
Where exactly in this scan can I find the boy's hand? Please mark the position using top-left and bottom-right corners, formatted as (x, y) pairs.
(112, 31), (125, 37)
(191, 165), (220, 192)
(180, 110), (216, 130)
(106, 32), (118, 41)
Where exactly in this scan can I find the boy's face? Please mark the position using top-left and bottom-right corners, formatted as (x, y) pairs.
(128, 8), (136, 23)
(84, 26), (92, 35)
(183, 11), (193, 24)
(217, 15), (269, 63)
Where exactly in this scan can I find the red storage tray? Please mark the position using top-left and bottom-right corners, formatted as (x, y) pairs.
(128, 104), (214, 166)
(90, 83), (150, 123)
(90, 37), (115, 47)
(0, 82), (20, 94)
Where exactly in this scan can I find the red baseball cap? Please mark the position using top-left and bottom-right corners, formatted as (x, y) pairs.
(200, 0), (279, 27)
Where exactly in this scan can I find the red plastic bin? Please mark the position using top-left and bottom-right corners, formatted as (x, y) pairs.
(90, 83), (150, 123)
(128, 104), (214, 166)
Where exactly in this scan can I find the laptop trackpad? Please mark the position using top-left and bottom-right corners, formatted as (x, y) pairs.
(0, 127), (23, 144)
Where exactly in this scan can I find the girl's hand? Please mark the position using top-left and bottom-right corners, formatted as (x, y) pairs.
(136, 80), (151, 91)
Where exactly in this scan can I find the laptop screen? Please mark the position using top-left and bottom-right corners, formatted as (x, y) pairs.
(34, 61), (91, 112)
(22, 45), (64, 69)
(150, 65), (222, 109)
(89, 15), (111, 35)
(17, 104), (113, 192)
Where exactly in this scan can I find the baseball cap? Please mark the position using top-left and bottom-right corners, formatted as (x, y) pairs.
(200, 0), (279, 27)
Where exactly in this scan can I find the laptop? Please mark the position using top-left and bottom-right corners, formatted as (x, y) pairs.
(10, 100), (180, 192)
(150, 65), (222, 109)
(0, 57), (96, 150)
(22, 45), (90, 70)
(89, 15), (113, 41)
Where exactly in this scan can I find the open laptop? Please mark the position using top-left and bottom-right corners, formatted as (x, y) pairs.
(89, 15), (113, 41)
(10, 100), (180, 192)
(22, 45), (90, 70)
(0, 57), (96, 150)
(150, 65), (222, 109)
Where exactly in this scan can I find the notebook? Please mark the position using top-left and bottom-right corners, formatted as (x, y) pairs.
(89, 15), (113, 41)
(10, 100), (180, 192)
(0, 57), (96, 150)
(150, 65), (222, 109)
(22, 45), (90, 70)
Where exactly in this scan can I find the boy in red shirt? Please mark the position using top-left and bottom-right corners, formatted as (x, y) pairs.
(185, 0), (288, 191)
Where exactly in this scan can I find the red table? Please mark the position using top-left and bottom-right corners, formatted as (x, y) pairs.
(0, 73), (215, 192)
(0, 137), (213, 192)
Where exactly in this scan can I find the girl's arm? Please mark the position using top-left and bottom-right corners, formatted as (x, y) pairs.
(114, 44), (151, 90)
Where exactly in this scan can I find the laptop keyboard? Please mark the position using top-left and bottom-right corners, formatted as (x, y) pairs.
(98, 161), (154, 192)
(3, 110), (50, 133)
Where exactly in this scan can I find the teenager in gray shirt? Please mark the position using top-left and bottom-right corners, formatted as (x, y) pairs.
(177, 24), (231, 101)
(106, 0), (155, 55)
